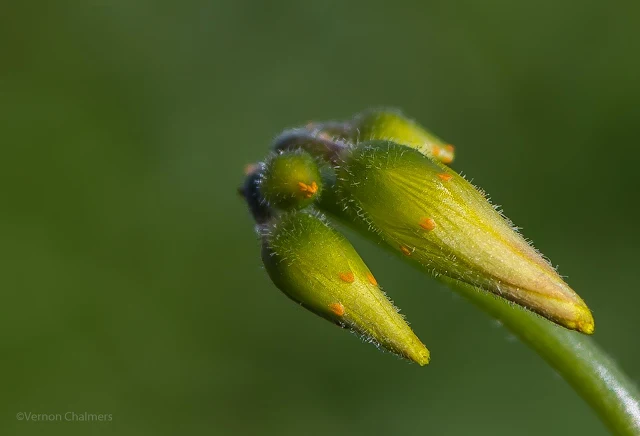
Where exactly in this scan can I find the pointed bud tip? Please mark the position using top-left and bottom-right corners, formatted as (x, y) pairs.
(261, 210), (430, 364)
(408, 343), (430, 366)
(570, 306), (595, 335)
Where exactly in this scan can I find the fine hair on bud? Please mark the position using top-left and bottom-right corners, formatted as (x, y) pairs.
(259, 149), (324, 210)
(239, 168), (272, 224)
(261, 209), (430, 365)
(335, 140), (594, 334)
(272, 128), (348, 163)
(349, 108), (455, 164)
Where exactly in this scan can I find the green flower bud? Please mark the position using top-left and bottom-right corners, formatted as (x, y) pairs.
(335, 140), (594, 334)
(353, 109), (455, 164)
(301, 109), (454, 164)
(261, 210), (430, 365)
(260, 150), (323, 210)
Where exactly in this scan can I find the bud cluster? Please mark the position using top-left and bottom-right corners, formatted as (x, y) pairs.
(239, 108), (594, 366)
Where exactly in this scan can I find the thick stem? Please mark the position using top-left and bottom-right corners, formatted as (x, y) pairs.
(439, 277), (640, 435)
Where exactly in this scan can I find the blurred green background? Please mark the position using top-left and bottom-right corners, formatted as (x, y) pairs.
(2, 1), (639, 435)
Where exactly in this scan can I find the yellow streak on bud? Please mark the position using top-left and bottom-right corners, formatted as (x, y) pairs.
(419, 218), (437, 231)
(339, 271), (355, 283)
(367, 273), (378, 286)
(329, 302), (345, 316)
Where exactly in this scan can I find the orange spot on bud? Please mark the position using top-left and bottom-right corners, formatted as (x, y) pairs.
(298, 181), (319, 198)
(329, 302), (345, 316)
(445, 144), (455, 153)
(438, 173), (452, 181)
(441, 155), (453, 164)
(339, 271), (355, 283)
(400, 246), (412, 256)
(367, 273), (378, 286)
(420, 218), (436, 231)
(432, 146), (441, 157)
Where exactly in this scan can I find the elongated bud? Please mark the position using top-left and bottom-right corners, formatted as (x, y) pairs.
(261, 210), (430, 365)
(336, 140), (594, 334)
(260, 150), (323, 210)
(353, 109), (455, 164)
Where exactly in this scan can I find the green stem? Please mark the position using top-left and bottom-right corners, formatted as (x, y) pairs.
(440, 277), (640, 435)
(325, 207), (640, 435)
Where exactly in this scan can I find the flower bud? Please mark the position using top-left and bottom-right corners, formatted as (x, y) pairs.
(260, 150), (323, 210)
(335, 140), (594, 334)
(353, 109), (455, 164)
(261, 210), (430, 365)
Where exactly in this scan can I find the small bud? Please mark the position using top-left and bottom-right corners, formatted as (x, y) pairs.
(353, 109), (455, 164)
(260, 150), (323, 210)
(335, 140), (594, 334)
(261, 210), (430, 365)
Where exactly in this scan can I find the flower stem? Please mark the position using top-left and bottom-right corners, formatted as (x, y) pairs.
(441, 277), (640, 436)
(324, 204), (640, 434)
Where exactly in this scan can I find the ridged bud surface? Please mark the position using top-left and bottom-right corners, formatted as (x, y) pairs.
(336, 140), (594, 334)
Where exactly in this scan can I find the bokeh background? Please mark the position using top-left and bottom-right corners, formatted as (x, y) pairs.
(2, 1), (639, 435)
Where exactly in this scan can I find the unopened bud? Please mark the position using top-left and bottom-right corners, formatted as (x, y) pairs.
(261, 210), (430, 365)
(335, 140), (594, 334)
(260, 150), (323, 210)
(353, 109), (455, 164)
